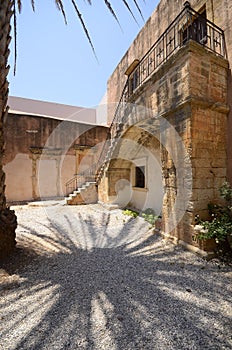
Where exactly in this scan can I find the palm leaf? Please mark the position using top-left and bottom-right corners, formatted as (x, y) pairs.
(31, 0), (35, 12)
(71, 0), (97, 59)
(121, 0), (139, 26)
(17, 0), (22, 13)
(13, 1), (18, 75)
(133, 0), (145, 21)
(103, 1), (121, 26)
(55, 0), (68, 24)
(12, 0), (145, 71)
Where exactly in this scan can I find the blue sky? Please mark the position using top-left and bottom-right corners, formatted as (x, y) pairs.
(8, 1), (159, 108)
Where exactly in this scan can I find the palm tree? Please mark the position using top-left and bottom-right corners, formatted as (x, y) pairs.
(0, 0), (17, 257)
(0, 0), (143, 257)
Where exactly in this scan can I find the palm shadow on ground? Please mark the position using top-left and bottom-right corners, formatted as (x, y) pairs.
(0, 205), (231, 349)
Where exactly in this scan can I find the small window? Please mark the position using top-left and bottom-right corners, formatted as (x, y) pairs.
(135, 166), (145, 188)
(129, 69), (139, 95)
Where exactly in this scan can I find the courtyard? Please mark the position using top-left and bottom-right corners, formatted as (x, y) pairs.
(0, 203), (231, 349)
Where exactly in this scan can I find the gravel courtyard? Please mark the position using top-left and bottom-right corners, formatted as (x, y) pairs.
(0, 202), (231, 350)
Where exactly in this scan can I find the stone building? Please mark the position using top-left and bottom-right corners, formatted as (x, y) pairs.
(3, 0), (231, 255)
(96, 0), (232, 250)
(3, 97), (107, 203)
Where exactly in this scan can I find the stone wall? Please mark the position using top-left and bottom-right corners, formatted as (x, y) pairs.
(162, 42), (228, 244)
(3, 113), (108, 202)
(107, 0), (232, 185)
(98, 160), (131, 204)
(107, 0), (232, 110)
(102, 38), (229, 248)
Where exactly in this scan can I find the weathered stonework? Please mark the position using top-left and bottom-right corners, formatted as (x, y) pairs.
(101, 37), (229, 250)
(161, 42), (228, 246)
(107, 0), (232, 186)
(3, 113), (108, 202)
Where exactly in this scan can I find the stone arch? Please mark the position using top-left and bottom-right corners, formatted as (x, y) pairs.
(101, 122), (163, 215)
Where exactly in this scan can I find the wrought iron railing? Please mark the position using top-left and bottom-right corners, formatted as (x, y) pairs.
(95, 82), (129, 183)
(66, 166), (96, 195)
(126, 2), (226, 98)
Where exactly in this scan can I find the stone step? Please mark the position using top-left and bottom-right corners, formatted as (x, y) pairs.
(65, 181), (97, 205)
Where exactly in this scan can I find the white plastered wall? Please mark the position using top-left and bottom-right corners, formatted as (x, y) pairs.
(130, 149), (163, 215)
(4, 154), (33, 202)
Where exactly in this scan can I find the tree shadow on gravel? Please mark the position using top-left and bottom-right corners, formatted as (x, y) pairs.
(0, 206), (231, 350)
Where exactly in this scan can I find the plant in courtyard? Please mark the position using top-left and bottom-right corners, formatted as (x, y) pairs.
(123, 207), (160, 226)
(194, 182), (232, 247)
(141, 208), (159, 225)
(123, 209), (139, 218)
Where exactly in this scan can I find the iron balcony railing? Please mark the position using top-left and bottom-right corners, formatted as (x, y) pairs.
(126, 2), (226, 98)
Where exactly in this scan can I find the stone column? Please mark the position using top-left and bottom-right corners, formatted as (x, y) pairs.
(74, 145), (92, 174)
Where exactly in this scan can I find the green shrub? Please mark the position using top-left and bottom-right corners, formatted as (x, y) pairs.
(122, 207), (160, 226)
(122, 209), (139, 218)
(141, 208), (158, 225)
(194, 182), (232, 245)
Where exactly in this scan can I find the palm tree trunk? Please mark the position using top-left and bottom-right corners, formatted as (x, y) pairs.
(0, 0), (17, 256)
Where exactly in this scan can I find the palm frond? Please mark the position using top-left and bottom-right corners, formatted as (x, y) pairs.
(55, 0), (68, 24)
(13, 0), (145, 71)
(103, 1), (121, 27)
(31, 0), (35, 12)
(17, 0), (22, 13)
(121, 0), (139, 26)
(71, 0), (98, 59)
(13, 1), (18, 75)
(133, 0), (145, 21)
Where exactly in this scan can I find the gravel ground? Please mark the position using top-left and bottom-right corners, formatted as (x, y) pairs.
(0, 202), (231, 350)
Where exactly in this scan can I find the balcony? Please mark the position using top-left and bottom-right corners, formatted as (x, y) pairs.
(96, 3), (227, 183)
(124, 2), (226, 100)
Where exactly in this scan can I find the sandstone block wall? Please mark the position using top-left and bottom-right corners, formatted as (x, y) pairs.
(98, 163), (131, 204)
(101, 39), (229, 247)
(161, 43), (228, 243)
(107, 0), (232, 185)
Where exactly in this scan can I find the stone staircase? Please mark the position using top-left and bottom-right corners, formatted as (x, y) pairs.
(96, 85), (130, 184)
(65, 181), (97, 205)
(65, 167), (98, 205)
(65, 82), (131, 205)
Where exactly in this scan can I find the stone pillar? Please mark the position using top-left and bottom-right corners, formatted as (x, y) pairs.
(74, 145), (92, 174)
(29, 147), (63, 200)
(161, 42), (229, 247)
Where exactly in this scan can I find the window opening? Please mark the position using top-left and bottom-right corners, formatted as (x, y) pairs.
(135, 166), (145, 188)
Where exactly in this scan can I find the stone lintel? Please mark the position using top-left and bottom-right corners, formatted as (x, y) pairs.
(125, 59), (140, 76)
(29, 147), (63, 156)
(74, 145), (91, 151)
